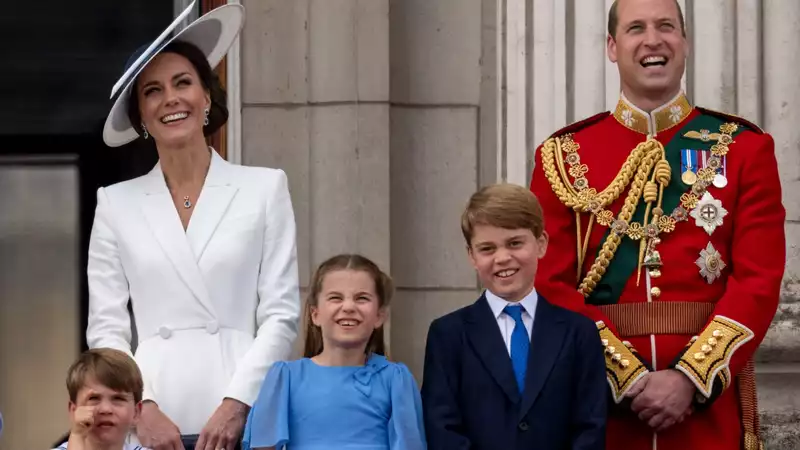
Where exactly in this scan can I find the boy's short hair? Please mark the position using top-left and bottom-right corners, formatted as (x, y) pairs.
(461, 183), (545, 245)
(66, 348), (144, 404)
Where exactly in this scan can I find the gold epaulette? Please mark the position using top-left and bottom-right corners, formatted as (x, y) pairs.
(547, 112), (610, 140)
(696, 107), (764, 134)
(674, 315), (755, 398)
(597, 321), (649, 403)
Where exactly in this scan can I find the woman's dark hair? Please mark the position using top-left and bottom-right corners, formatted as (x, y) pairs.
(127, 40), (228, 138)
(303, 254), (394, 358)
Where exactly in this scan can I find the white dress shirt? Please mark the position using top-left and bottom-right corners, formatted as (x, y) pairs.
(485, 288), (539, 355)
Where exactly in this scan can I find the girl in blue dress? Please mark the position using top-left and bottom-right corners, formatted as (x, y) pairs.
(242, 254), (427, 450)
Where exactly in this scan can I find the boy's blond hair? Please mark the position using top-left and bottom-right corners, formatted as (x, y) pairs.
(461, 183), (545, 245)
(66, 348), (144, 404)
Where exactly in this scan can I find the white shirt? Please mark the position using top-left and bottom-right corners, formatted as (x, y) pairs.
(485, 289), (538, 355)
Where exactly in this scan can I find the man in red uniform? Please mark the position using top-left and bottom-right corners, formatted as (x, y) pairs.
(529, 0), (785, 449)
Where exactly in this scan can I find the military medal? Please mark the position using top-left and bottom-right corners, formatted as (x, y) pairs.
(681, 149), (697, 185)
(690, 192), (727, 235)
(697, 149), (729, 188)
(696, 242), (726, 283)
(682, 169), (697, 185)
(713, 154), (728, 187)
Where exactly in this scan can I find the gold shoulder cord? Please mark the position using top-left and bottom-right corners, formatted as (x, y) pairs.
(541, 123), (737, 298)
(540, 134), (670, 296)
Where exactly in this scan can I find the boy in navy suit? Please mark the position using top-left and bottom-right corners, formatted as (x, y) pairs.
(421, 183), (607, 450)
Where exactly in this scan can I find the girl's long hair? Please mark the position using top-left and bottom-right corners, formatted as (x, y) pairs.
(303, 254), (394, 358)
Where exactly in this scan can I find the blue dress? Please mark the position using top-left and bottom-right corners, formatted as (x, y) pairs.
(242, 354), (426, 450)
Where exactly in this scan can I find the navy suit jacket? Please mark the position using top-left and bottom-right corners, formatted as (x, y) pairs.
(421, 294), (607, 450)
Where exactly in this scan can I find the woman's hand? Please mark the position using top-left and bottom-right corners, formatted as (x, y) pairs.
(136, 401), (185, 450)
(196, 398), (249, 450)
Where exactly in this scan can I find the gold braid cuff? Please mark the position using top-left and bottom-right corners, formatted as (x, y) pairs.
(597, 321), (649, 403)
(674, 316), (755, 398)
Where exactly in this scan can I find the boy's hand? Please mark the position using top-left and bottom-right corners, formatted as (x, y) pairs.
(72, 406), (97, 436)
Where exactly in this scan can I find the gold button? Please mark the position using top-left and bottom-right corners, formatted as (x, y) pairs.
(701, 344), (712, 354)
(601, 339), (609, 347)
(713, 329), (724, 338)
(694, 352), (706, 361)
(649, 269), (662, 278)
(612, 353), (622, 362)
(620, 359), (630, 368)
(708, 337), (717, 347)
(650, 287), (661, 298)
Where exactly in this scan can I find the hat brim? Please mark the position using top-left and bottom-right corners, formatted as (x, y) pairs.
(103, 4), (244, 147)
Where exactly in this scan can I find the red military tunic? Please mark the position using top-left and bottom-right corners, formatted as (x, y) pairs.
(530, 92), (785, 450)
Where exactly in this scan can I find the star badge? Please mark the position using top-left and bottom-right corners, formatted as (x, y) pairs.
(690, 192), (728, 235)
(696, 242), (726, 284)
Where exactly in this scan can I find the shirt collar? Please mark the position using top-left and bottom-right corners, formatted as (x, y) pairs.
(612, 90), (692, 136)
(485, 288), (539, 319)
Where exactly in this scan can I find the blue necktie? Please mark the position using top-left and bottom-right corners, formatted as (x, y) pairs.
(504, 304), (529, 394)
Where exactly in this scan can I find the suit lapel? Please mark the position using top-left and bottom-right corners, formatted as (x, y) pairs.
(519, 296), (566, 418)
(465, 295), (521, 404)
(138, 159), (217, 317)
(186, 151), (239, 261)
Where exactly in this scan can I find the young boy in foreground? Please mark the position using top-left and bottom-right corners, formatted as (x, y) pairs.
(54, 348), (145, 450)
(421, 183), (608, 450)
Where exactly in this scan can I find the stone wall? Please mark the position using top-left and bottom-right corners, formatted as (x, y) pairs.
(239, 0), (800, 446)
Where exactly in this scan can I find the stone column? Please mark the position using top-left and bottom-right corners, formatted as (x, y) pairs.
(240, 0), (390, 352)
(388, 0), (483, 377)
(758, 1), (800, 445)
(572, 0), (607, 120)
(690, 0), (736, 110)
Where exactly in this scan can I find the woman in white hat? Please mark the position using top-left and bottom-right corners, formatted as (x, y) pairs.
(87, 3), (300, 450)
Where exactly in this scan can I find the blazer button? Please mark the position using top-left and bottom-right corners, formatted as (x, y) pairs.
(518, 421), (529, 432)
(158, 326), (172, 339)
(206, 321), (220, 334)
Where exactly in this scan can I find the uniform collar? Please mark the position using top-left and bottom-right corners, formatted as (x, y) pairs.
(613, 91), (692, 136)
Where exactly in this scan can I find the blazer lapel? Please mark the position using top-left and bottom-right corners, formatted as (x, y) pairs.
(465, 295), (521, 404)
(139, 162), (217, 317)
(186, 151), (239, 261)
(519, 296), (566, 418)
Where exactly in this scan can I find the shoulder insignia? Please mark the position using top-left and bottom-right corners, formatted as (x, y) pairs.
(548, 112), (610, 139)
(683, 129), (722, 142)
(696, 106), (764, 134)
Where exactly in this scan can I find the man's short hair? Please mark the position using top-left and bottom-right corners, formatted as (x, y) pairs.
(461, 183), (545, 245)
(66, 348), (144, 404)
(607, 0), (687, 38)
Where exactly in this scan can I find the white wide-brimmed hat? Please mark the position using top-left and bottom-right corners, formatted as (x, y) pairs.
(103, 1), (245, 147)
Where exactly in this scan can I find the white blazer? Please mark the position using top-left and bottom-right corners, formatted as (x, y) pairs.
(86, 150), (300, 434)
